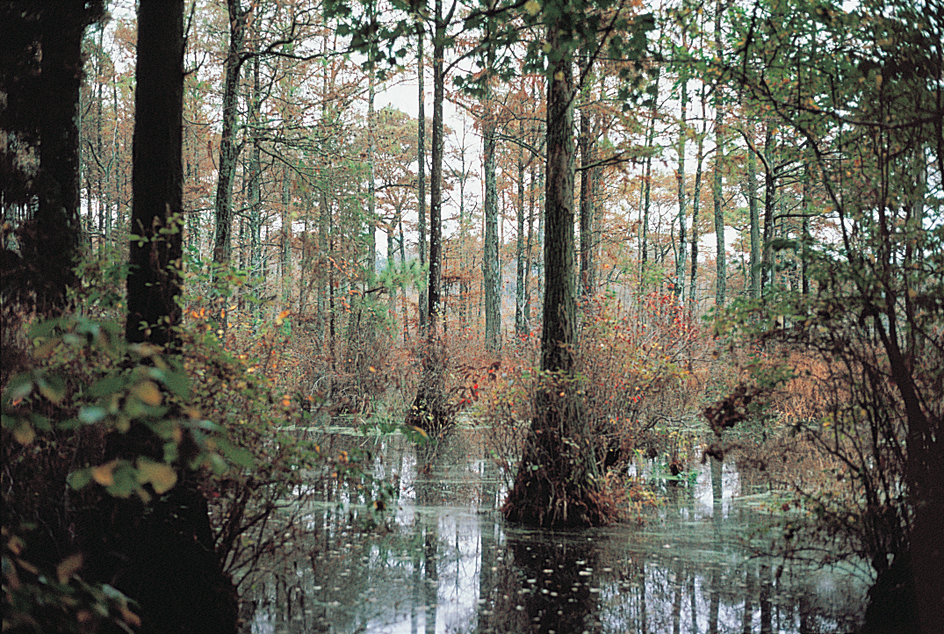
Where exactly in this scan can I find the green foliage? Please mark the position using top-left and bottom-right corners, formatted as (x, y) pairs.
(326, 0), (655, 103)
(1, 303), (400, 620)
(1, 316), (241, 503)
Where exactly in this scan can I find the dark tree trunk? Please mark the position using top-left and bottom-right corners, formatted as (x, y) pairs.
(676, 76), (688, 299)
(747, 127), (760, 299)
(502, 22), (613, 528)
(427, 0), (444, 333)
(416, 21), (428, 330)
(760, 122), (775, 291)
(126, 0), (185, 346)
(8, 3), (102, 311)
(118, 5), (238, 634)
(407, 0), (448, 433)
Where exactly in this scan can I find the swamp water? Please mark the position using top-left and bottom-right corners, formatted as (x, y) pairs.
(241, 428), (868, 633)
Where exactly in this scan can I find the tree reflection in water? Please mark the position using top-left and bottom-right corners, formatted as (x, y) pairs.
(240, 429), (867, 633)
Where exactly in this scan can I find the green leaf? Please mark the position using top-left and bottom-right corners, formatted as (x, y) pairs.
(28, 319), (60, 340)
(89, 375), (127, 398)
(219, 442), (254, 469)
(30, 413), (51, 432)
(67, 468), (93, 490)
(79, 406), (108, 425)
(161, 370), (190, 400)
(5, 373), (34, 402)
(37, 375), (67, 404)
(106, 463), (138, 498)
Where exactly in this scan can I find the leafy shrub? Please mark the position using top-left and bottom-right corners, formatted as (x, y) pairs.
(1, 308), (396, 630)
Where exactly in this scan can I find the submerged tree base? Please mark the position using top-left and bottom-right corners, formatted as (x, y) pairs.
(501, 427), (619, 528)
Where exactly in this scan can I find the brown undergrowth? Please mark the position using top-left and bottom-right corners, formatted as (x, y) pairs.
(480, 293), (715, 523)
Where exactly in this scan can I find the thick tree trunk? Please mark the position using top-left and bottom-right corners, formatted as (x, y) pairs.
(123, 5), (239, 631)
(126, 0), (184, 345)
(502, 23), (613, 528)
(407, 1), (448, 433)
(25, 6), (90, 310)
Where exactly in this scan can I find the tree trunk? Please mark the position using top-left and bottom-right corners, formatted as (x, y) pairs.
(515, 124), (527, 337)
(406, 0), (448, 432)
(676, 76), (688, 300)
(126, 0), (184, 346)
(689, 134), (703, 308)
(212, 0), (247, 266)
(367, 65), (377, 281)
(28, 7), (89, 310)
(416, 20), (428, 330)
(578, 81), (595, 299)
(502, 22), (613, 528)
(712, 0), (726, 307)
(246, 53), (262, 283)
(483, 75), (500, 353)
(641, 112), (655, 271)
(281, 166), (292, 304)
(747, 126), (760, 299)
(760, 121), (775, 291)
(427, 1), (444, 333)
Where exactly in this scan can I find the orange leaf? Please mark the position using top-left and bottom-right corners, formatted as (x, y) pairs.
(56, 553), (83, 584)
(133, 381), (162, 406)
(91, 460), (119, 487)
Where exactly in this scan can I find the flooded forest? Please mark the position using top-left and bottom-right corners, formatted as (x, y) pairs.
(2, 1), (941, 633)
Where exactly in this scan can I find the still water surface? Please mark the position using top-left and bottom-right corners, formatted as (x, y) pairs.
(242, 428), (868, 633)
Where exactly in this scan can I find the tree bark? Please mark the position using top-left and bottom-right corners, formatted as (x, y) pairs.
(406, 0), (448, 432)
(712, 0), (726, 307)
(502, 21), (612, 528)
(126, 0), (184, 346)
(416, 19), (428, 330)
(515, 122), (527, 336)
(32, 6), (91, 309)
(747, 125), (760, 299)
(483, 73), (500, 353)
(578, 79), (595, 299)
(212, 0), (247, 266)
(676, 75), (688, 300)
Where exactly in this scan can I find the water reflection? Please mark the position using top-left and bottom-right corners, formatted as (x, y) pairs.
(241, 430), (867, 633)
